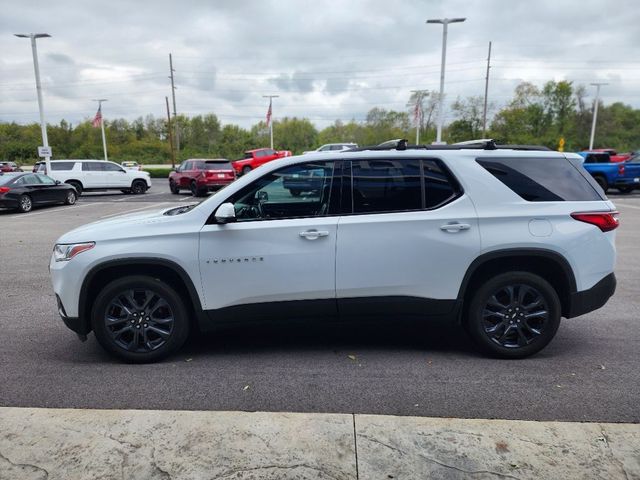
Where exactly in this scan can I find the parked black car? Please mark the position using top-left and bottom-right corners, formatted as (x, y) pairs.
(0, 173), (77, 213)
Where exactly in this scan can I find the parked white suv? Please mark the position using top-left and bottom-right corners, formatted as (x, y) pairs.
(37, 160), (151, 195)
(303, 143), (357, 154)
(50, 142), (617, 362)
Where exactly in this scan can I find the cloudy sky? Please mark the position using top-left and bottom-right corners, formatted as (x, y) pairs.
(1, 0), (639, 129)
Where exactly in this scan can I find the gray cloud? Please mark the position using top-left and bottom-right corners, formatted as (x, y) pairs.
(1, 0), (639, 128)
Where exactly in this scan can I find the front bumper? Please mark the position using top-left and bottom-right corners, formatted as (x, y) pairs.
(56, 294), (90, 336)
(567, 273), (616, 318)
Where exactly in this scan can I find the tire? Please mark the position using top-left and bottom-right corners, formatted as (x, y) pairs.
(17, 194), (32, 213)
(67, 181), (83, 196)
(464, 271), (561, 359)
(617, 186), (634, 194)
(189, 181), (207, 197)
(242, 166), (252, 176)
(91, 275), (190, 363)
(120, 189), (132, 194)
(169, 180), (179, 194)
(593, 175), (608, 193)
(131, 180), (147, 194)
(289, 189), (302, 197)
(64, 190), (77, 205)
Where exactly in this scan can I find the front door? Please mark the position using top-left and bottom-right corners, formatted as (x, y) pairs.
(199, 160), (339, 321)
(335, 157), (481, 316)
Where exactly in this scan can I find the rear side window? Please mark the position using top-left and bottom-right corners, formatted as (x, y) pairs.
(51, 162), (76, 171)
(82, 162), (103, 171)
(477, 157), (604, 201)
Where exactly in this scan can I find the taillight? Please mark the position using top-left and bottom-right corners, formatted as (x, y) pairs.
(571, 211), (619, 232)
(618, 164), (625, 175)
(0, 187), (9, 196)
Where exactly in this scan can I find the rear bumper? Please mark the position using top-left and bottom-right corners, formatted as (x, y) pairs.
(567, 273), (616, 318)
(0, 198), (18, 209)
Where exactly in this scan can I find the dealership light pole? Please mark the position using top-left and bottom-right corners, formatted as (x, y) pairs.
(589, 82), (608, 150)
(14, 33), (52, 173)
(426, 17), (466, 144)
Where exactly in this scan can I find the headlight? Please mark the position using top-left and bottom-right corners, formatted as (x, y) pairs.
(53, 242), (95, 262)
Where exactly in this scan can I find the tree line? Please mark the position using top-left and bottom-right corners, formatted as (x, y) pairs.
(2, 80), (639, 164)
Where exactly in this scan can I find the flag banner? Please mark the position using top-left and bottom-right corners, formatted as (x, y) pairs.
(92, 106), (102, 128)
(266, 99), (272, 127)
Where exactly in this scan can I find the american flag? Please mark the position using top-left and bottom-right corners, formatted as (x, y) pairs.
(266, 98), (272, 127)
(413, 100), (421, 125)
(92, 105), (102, 128)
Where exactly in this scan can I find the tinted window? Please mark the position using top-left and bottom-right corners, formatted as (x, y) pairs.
(20, 174), (40, 185)
(203, 160), (233, 170)
(351, 159), (422, 213)
(243, 152), (253, 159)
(477, 157), (603, 201)
(103, 162), (123, 172)
(51, 162), (76, 171)
(82, 162), (103, 171)
(423, 159), (460, 208)
(584, 153), (610, 164)
(36, 175), (56, 185)
(226, 162), (335, 222)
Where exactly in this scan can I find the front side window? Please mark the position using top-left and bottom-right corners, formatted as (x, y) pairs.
(103, 162), (123, 172)
(36, 175), (56, 185)
(225, 161), (335, 222)
(20, 174), (40, 185)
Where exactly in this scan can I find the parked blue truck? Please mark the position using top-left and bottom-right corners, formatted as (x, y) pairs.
(578, 152), (640, 193)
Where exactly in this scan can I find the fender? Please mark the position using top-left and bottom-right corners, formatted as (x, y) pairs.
(78, 257), (207, 332)
(457, 248), (577, 300)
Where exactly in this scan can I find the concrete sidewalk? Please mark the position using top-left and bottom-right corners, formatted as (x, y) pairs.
(0, 407), (637, 480)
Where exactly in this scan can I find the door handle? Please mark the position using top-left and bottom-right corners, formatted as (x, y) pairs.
(299, 229), (329, 240)
(440, 222), (471, 232)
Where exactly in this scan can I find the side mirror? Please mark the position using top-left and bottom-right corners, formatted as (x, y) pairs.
(55, 180), (61, 185)
(256, 190), (269, 202)
(215, 202), (236, 224)
(120, 169), (126, 173)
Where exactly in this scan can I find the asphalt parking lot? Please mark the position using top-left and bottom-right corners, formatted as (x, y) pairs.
(0, 180), (639, 423)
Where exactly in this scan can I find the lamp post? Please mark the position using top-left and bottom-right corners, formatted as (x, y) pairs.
(15, 33), (51, 173)
(589, 83), (608, 150)
(426, 18), (466, 144)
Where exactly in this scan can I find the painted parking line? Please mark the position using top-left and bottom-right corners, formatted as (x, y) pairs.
(1, 202), (105, 219)
(614, 202), (640, 210)
(98, 202), (176, 219)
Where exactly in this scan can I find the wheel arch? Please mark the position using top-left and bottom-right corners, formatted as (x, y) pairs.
(457, 248), (577, 320)
(78, 258), (206, 334)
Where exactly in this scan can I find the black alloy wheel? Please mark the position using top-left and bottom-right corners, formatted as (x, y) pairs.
(18, 194), (32, 213)
(92, 276), (189, 363)
(465, 272), (561, 358)
(64, 190), (77, 205)
(131, 180), (147, 194)
(169, 180), (179, 194)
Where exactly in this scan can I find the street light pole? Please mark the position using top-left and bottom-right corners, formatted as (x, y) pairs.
(589, 83), (608, 150)
(93, 99), (109, 161)
(15, 33), (51, 173)
(426, 17), (466, 144)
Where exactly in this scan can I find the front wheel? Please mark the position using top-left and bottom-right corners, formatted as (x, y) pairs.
(169, 180), (179, 194)
(64, 190), (77, 205)
(131, 180), (147, 194)
(91, 276), (190, 363)
(242, 166), (252, 176)
(464, 272), (561, 359)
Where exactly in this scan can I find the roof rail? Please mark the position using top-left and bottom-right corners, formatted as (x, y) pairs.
(348, 138), (552, 152)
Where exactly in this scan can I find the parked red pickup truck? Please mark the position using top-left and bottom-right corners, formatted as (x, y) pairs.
(232, 148), (292, 175)
(588, 148), (631, 163)
(169, 159), (236, 197)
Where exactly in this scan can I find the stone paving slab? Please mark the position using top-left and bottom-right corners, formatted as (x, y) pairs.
(355, 415), (640, 480)
(0, 407), (638, 479)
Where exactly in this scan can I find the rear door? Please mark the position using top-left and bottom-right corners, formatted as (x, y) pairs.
(335, 157), (481, 316)
(81, 162), (103, 188)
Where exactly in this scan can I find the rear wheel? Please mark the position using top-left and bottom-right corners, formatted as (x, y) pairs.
(67, 181), (83, 196)
(617, 185), (634, 194)
(18, 194), (32, 213)
(131, 180), (147, 194)
(464, 272), (561, 359)
(91, 276), (190, 363)
(64, 190), (77, 205)
(593, 175), (608, 193)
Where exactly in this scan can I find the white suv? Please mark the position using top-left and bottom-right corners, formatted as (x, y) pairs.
(37, 160), (151, 195)
(50, 142), (617, 362)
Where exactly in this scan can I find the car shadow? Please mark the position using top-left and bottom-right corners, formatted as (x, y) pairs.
(180, 316), (477, 358)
